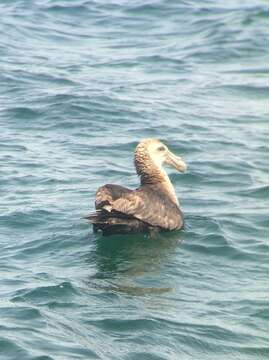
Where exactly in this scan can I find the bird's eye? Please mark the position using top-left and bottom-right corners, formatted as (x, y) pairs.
(157, 146), (166, 152)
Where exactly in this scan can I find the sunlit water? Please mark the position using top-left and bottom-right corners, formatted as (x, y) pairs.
(1, 0), (269, 359)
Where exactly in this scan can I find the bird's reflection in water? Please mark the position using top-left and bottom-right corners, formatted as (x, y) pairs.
(84, 231), (184, 296)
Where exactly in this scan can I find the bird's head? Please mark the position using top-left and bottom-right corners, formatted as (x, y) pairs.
(135, 139), (187, 176)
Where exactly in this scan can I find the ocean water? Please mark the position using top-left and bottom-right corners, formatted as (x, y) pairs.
(1, 0), (269, 359)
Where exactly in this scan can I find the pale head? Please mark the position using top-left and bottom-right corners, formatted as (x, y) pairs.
(135, 139), (187, 177)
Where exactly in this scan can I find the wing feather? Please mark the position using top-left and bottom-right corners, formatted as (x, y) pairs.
(95, 184), (132, 209)
(94, 184), (183, 230)
(112, 189), (183, 230)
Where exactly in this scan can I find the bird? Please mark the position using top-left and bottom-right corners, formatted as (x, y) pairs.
(86, 139), (187, 236)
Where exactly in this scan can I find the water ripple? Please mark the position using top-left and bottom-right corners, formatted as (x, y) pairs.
(1, 0), (269, 359)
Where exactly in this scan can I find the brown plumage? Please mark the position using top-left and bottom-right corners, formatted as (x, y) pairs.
(86, 139), (187, 236)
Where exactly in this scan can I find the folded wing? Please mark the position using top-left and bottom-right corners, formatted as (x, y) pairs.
(111, 187), (183, 230)
(92, 184), (183, 231)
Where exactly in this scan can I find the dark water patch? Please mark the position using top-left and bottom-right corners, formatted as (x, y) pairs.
(11, 282), (77, 304)
(152, 318), (255, 345)
(185, 215), (223, 234)
(252, 308), (269, 319)
(8, 236), (63, 259)
(94, 283), (172, 297)
(184, 242), (244, 259)
(94, 168), (130, 177)
(255, 216), (269, 228)
(125, 1), (190, 18)
(43, 3), (90, 14)
(234, 185), (269, 198)
(221, 218), (267, 241)
(0, 143), (28, 152)
(0, 278), (28, 289)
(0, 209), (57, 229)
(46, 300), (87, 310)
(126, 352), (166, 360)
(225, 67), (269, 75)
(0, 306), (42, 321)
(86, 317), (165, 333)
(0, 337), (31, 360)
(5, 106), (41, 120)
(221, 84), (269, 97)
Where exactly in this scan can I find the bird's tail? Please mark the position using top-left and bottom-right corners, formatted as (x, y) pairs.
(83, 210), (103, 224)
(84, 210), (148, 235)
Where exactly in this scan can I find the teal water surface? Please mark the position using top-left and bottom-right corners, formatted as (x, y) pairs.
(1, 0), (269, 359)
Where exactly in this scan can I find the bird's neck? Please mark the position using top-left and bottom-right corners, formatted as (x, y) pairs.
(157, 171), (179, 207)
(135, 156), (179, 206)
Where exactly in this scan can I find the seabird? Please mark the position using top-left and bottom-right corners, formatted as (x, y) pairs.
(86, 139), (187, 236)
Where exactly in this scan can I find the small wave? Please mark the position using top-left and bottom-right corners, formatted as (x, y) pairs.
(11, 282), (77, 304)
(6, 107), (40, 120)
(236, 185), (269, 199)
(96, 283), (172, 297)
(221, 84), (269, 97)
(0, 337), (31, 359)
(0, 209), (57, 228)
(0, 143), (28, 152)
(0, 306), (42, 321)
(43, 4), (89, 14)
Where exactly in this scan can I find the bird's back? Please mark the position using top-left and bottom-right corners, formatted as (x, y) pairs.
(86, 183), (183, 236)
